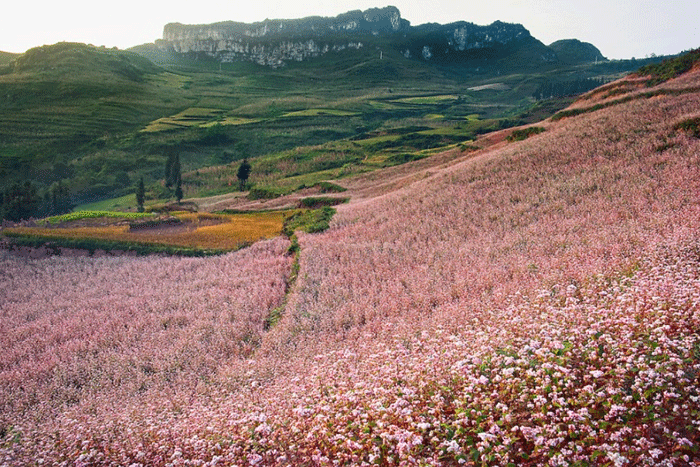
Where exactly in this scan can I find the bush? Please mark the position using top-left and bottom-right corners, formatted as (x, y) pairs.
(299, 197), (349, 208)
(248, 186), (284, 200)
(507, 127), (546, 142)
(385, 153), (425, 165)
(674, 117), (700, 138)
(314, 181), (347, 193)
(283, 207), (336, 236)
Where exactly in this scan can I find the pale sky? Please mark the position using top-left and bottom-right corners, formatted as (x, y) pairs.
(1, 1), (698, 59)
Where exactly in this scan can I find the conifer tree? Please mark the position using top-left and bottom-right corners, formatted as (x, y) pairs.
(237, 158), (252, 190)
(136, 176), (145, 212)
(174, 176), (183, 204)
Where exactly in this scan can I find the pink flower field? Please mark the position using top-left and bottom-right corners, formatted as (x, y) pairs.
(2, 66), (700, 465)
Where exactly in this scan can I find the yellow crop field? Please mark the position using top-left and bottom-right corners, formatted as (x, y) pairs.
(5, 211), (289, 251)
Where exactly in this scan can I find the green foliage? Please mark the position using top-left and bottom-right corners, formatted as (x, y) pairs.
(385, 152), (426, 165)
(314, 181), (347, 193)
(164, 149), (181, 188)
(507, 127), (546, 142)
(299, 197), (349, 208)
(136, 177), (145, 212)
(1, 181), (39, 221)
(248, 186), (284, 200)
(237, 159), (252, 190)
(11, 42), (160, 80)
(282, 207), (336, 236)
(174, 179), (183, 203)
(0, 39), (660, 208)
(41, 210), (153, 225)
(198, 123), (230, 145)
(637, 48), (700, 86)
(44, 180), (74, 216)
(674, 117), (700, 138)
(532, 78), (606, 100)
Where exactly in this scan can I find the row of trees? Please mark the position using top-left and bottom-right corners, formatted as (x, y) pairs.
(160, 150), (251, 205)
(1, 180), (74, 222)
(1, 152), (253, 221)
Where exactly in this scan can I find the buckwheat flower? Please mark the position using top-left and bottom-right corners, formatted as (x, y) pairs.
(591, 370), (604, 378)
(477, 432), (496, 443)
(678, 437), (693, 447)
(606, 451), (628, 466)
(444, 439), (460, 453)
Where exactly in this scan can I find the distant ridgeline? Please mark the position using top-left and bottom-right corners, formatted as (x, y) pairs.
(157, 6), (606, 69)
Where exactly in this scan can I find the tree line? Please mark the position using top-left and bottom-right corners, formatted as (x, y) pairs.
(1, 149), (254, 221)
(1, 180), (74, 222)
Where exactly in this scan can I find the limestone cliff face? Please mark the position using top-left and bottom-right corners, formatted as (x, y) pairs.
(158, 6), (555, 68)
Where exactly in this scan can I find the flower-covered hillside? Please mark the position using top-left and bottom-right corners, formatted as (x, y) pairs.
(1, 61), (700, 465)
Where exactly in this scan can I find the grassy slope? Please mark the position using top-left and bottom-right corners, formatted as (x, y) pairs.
(1, 55), (699, 465)
(0, 44), (194, 202)
(1, 41), (652, 209)
(0, 51), (17, 66)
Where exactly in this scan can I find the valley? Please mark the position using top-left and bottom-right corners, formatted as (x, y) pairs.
(0, 8), (699, 466)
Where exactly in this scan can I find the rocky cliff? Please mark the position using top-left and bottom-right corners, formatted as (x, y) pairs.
(157, 6), (567, 68)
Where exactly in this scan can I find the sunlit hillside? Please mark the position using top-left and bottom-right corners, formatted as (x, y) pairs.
(1, 57), (700, 465)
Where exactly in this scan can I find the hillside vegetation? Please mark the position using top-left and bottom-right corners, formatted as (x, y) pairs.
(0, 40), (662, 213)
(1, 51), (699, 465)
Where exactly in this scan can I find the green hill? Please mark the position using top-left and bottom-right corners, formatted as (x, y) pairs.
(548, 39), (607, 64)
(0, 43), (193, 203)
(0, 34), (667, 215)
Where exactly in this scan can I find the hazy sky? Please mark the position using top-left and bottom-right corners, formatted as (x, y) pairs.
(2, 1), (698, 59)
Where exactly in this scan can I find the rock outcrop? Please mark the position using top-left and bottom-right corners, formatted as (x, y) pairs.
(156, 6), (565, 68)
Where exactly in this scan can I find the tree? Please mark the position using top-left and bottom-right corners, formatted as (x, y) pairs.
(1, 181), (40, 221)
(237, 158), (252, 190)
(174, 177), (183, 204)
(136, 176), (145, 212)
(47, 180), (73, 216)
(164, 149), (180, 188)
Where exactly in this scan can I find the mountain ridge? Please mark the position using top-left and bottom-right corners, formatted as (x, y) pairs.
(157, 6), (603, 69)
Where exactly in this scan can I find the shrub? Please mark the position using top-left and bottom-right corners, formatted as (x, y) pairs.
(674, 117), (700, 138)
(282, 207), (336, 236)
(507, 127), (546, 142)
(248, 186), (284, 200)
(314, 181), (347, 193)
(299, 197), (349, 208)
(385, 153), (425, 165)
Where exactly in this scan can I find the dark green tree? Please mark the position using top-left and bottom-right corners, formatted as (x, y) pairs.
(164, 149), (180, 188)
(1, 181), (40, 221)
(136, 176), (145, 212)
(174, 176), (183, 204)
(237, 158), (252, 190)
(47, 180), (73, 216)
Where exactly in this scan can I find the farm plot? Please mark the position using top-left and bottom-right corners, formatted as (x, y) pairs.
(3, 211), (289, 254)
